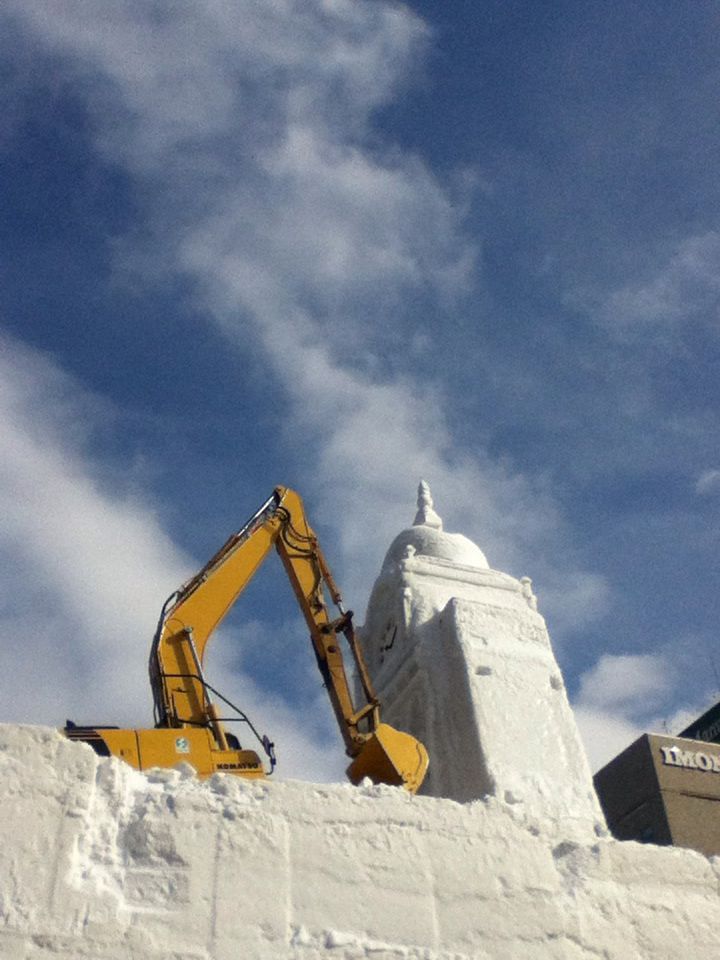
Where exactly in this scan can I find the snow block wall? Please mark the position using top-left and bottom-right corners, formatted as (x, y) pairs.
(3, 724), (720, 960)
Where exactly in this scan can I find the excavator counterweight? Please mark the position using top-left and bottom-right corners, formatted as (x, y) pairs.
(63, 487), (429, 793)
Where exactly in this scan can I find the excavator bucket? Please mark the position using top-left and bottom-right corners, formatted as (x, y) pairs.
(346, 722), (429, 794)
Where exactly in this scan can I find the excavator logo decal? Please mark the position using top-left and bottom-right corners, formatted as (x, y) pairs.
(217, 761), (261, 771)
(175, 737), (190, 754)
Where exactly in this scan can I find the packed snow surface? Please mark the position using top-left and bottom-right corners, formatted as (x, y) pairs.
(2, 724), (720, 959)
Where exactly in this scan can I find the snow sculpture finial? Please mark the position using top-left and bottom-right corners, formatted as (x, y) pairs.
(414, 480), (443, 530)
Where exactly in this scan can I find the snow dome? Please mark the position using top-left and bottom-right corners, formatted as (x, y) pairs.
(381, 481), (490, 571)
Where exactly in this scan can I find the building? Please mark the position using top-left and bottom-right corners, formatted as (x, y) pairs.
(678, 700), (720, 744)
(594, 732), (720, 857)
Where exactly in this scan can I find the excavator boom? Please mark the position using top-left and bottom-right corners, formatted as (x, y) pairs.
(64, 486), (428, 793)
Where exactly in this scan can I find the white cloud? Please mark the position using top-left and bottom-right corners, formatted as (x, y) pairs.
(4, 1), (427, 171)
(573, 705), (643, 773)
(576, 653), (671, 712)
(5, 1), (594, 597)
(696, 468), (720, 495)
(573, 653), (669, 770)
(572, 650), (717, 771)
(0, 337), (189, 726)
(590, 231), (720, 341)
(537, 571), (610, 639)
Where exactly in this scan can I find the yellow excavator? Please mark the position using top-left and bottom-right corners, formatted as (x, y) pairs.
(63, 486), (428, 793)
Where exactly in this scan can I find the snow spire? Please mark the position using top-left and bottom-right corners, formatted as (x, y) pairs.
(413, 480), (443, 530)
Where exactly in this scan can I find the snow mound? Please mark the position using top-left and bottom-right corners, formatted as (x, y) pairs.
(2, 724), (720, 959)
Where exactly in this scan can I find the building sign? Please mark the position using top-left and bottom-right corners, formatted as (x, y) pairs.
(660, 744), (720, 773)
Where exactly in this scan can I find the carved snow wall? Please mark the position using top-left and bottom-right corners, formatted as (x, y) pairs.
(2, 725), (720, 960)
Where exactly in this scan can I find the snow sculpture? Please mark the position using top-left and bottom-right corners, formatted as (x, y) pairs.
(361, 483), (604, 836)
(413, 479), (443, 529)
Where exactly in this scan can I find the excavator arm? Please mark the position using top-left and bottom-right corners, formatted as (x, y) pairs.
(68, 487), (428, 792)
(148, 490), (283, 735)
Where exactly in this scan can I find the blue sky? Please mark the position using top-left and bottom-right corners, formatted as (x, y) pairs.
(1, 0), (719, 778)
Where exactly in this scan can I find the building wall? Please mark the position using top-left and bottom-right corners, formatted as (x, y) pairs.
(595, 733), (720, 856)
(3, 724), (720, 960)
